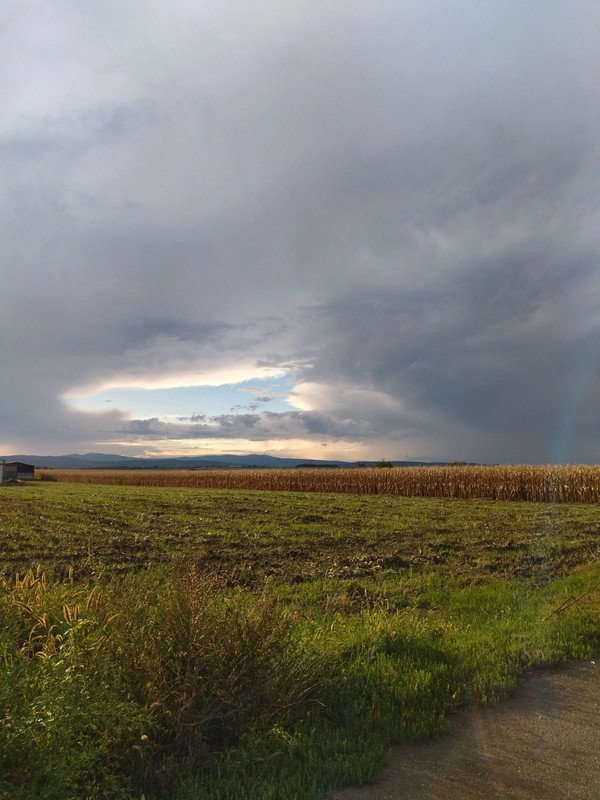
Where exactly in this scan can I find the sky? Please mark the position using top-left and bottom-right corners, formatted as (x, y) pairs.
(2, 0), (600, 464)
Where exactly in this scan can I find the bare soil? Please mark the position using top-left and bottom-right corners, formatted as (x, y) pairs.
(326, 659), (600, 800)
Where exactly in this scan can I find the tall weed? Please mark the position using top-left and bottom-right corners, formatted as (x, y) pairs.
(111, 569), (331, 757)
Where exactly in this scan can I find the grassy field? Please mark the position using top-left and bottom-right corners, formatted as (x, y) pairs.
(1, 480), (599, 799)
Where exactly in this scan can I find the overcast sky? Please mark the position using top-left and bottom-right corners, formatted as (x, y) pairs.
(2, 0), (599, 463)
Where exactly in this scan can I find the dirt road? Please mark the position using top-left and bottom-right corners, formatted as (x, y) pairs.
(326, 659), (599, 800)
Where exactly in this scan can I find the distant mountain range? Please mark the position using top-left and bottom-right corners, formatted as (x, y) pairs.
(1, 452), (448, 470)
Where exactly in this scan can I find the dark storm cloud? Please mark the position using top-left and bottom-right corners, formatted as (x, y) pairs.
(1, 0), (599, 461)
(122, 411), (374, 442)
(292, 249), (600, 463)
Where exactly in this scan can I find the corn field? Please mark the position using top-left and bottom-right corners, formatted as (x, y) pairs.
(36, 464), (600, 503)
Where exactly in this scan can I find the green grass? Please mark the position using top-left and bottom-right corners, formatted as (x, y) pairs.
(0, 482), (599, 799)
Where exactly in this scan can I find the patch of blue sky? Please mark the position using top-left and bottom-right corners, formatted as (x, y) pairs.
(70, 376), (298, 421)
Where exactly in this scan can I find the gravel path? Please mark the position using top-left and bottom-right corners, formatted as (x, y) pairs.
(326, 659), (599, 800)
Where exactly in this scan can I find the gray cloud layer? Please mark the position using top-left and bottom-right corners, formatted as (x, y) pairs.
(2, 0), (599, 462)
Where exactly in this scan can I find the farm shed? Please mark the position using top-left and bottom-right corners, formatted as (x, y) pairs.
(3, 462), (35, 481)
